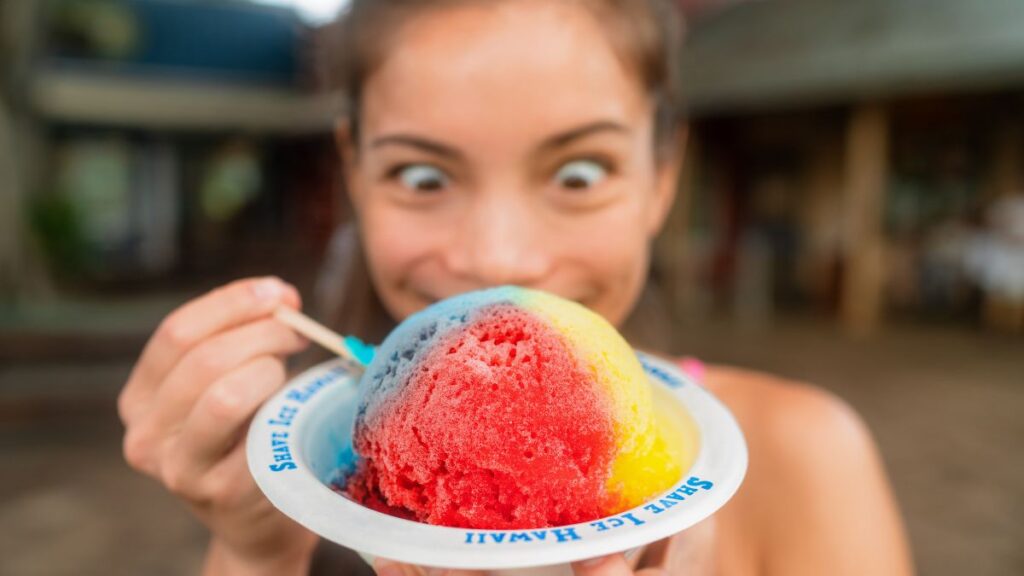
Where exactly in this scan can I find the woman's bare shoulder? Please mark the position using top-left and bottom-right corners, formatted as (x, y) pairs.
(702, 364), (868, 452)
(701, 364), (913, 574)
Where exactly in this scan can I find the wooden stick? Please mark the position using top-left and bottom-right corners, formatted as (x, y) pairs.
(274, 307), (357, 363)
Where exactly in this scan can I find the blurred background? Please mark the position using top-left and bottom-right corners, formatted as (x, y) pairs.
(0, 0), (1021, 574)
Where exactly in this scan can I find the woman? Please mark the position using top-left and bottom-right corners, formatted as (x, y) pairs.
(118, 1), (914, 574)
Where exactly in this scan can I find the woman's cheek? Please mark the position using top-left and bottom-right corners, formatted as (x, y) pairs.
(574, 200), (648, 273)
(555, 201), (650, 322)
(362, 206), (433, 293)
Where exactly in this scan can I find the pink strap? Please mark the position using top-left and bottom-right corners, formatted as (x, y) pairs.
(678, 356), (706, 385)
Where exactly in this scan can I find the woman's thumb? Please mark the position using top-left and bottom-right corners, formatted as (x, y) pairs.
(572, 554), (669, 576)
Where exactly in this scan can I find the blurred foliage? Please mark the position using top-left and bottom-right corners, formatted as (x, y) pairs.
(49, 0), (140, 60)
(200, 142), (263, 223)
(29, 192), (89, 278)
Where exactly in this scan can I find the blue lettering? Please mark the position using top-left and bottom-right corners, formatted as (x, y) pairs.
(596, 511), (647, 532)
(675, 485), (699, 497)
(267, 430), (295, 468)
(551, 528), (580, 542)
(638, 357), (685, 388)
(268, 405), (299, 427)
(687, 476), (714, 490)
(658, 498), (678, 510)
(462, 528), (575, 545)
(285, 367), (345, 404)
(621, 512), (645, 526)
(644, 503), (664, 514)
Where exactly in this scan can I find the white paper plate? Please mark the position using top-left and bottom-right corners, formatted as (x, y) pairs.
(247, 352), (747, 572)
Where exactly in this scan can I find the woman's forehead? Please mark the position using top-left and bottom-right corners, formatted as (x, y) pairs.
(359, 1), (651, 139)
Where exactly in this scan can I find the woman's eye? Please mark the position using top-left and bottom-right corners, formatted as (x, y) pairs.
(554, 160), (607, 190)
(395, 164), (449, 193)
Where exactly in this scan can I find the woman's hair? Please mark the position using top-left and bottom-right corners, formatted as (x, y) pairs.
(313, 0), (687, 357)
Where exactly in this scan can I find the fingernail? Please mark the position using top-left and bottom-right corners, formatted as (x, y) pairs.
(251, 278), (284, 301)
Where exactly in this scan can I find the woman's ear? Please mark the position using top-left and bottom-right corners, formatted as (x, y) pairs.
(648, 125), (688, 237)
(335, 118), (362, 210)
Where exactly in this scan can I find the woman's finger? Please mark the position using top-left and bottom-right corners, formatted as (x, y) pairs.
(119, 277), (299, 423)
(373, 558), (426, 576)
(636, 537), (670, 569)
(193, 438), (267, 514)
(148, 318), (307, 433)
(123, 319), (304, 474)
(572, 554), (660, 576)
(372, 558), (487, 576)
(167, 355), (289, 481)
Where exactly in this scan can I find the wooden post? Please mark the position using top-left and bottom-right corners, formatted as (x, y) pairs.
(984, 117), (1022, 201)
(0, 104), (19, 298)
(1, 0), (50, 300)
(840, 102), (890, 336)
(799, 123), (843, 305)
(979, 111), (1023, 332)
(0, 1), (25, 299)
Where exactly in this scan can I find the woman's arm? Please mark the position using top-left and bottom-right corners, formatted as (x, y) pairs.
(764, 384), (914, 575)
(709, 368), (915, 576)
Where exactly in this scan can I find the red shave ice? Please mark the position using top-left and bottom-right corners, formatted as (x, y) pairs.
(342, 287), (685, 530)
(346, 306), (619, 529)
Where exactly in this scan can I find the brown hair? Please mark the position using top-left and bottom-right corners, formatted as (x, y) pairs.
(314, 0), (687, 356)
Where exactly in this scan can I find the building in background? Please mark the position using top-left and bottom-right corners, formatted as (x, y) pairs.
(655, 0), (1024, 335)
(2, 0), (343, 341)
(2, 0), (1023, 343)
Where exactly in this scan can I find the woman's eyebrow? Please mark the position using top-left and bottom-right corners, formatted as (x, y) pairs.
(370, 134), (464, 160)
(539, 121), (630, 151)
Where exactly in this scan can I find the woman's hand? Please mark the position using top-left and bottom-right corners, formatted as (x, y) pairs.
(569, 553), (663, 573)
(570, 553), (668, 576)
(371, 527), (711, 576)
(570, 528), (712, 576)
(118, 277), (317, 576)
(370, 554), (665, 576)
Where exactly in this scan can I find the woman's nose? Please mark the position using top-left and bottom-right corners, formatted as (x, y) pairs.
(446, 194), (551, 287)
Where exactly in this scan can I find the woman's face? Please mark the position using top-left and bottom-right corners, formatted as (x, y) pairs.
(341, 0), (681, 326)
